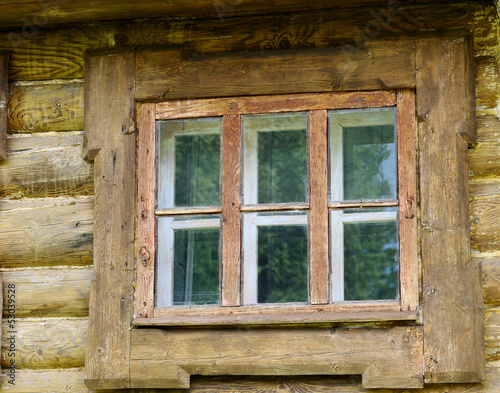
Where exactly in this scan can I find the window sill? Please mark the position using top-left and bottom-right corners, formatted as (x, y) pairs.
(133, 301), (418, 326)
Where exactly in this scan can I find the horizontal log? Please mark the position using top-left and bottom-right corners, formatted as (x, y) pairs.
(469, 142), (500, 177)
(136, 41), (416, 101)
(0, 3), (483, 81)
(471, 196), (500, 253)
(3, 368), (500, 392)
(0, 198), (93, 268)
(477, 113), (500, 142)
(483, 259), (500, 307)
(485, 308), (500, 364)
(8, 82), (84, 133)
(2, 268), (91, 318)
(470, 178), (500, 198)
(1, 318), (87, 369)
(1, 132), (93, 199)
(0, 369), (88, 392)
(0, 0), (487, 29)
(475, 56), (500, 111)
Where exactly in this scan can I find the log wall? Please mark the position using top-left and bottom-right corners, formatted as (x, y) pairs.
(0, 2), (499, 391)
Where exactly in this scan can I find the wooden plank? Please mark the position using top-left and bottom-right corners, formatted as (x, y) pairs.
(0, 0), (483, 28)
(0, 198), (93, 268)
(0, 4), (480, 81)
(135, 41), (416, 101)
(397, 90), (418, 312)
(84, 49), (136, 389)
(152, 300), (406, 320)
(2, 268), (91, 318)
(131, 326), (423, 389)
(8, 82), (84, 133)
(471, 195), (500, 253)
(417, 34), (485, 383)
(240, 203), (309, 212)
(328, 201), (398, 209)
(138, 309), (417, 327)
(221, 114), (241, 307)
(469, 142), (500, 177)
(308, 110), (328, 305)
(1, 318), (87, 369)
(1, 133), (93, 199)
(135, 103), (156, 319)
(0, 52), (7, 160)
(83, 49), (135, 161)
(156, 91), (397, 119)
(156, 206), (222, 215)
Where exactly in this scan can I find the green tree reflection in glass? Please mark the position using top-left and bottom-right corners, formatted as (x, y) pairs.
(257, 225), (308, 303)
(343, 124), (396, 201)
(258, 128), (307, 203)
(343, 220), (398, 301)
(175, 133), (220, 207)
(173, 227), (220, 305)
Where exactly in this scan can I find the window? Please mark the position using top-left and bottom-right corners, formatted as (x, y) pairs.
(136, 90), (418, 322)
(85, 32), (483, 390)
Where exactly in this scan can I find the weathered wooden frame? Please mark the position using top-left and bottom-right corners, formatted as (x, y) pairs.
(84, 30), (483, 390)
(137, 90), (416, 318)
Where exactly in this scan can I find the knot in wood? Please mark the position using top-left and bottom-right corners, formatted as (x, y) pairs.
(140, 246), (151, 266)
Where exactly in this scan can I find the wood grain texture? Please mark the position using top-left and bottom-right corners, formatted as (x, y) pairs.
(483, 259), (500, 307)
(4, 367), (500, 392)
(0, 3), (482, 81)
(476, 113), (500, 142)
(417, 34), (485, 383)
(83, 49), (135, 161)
(0, 0), (485, 28)
(2, 268), (91, 318)
(135, 103), (156, 319)
(156, 91), (397, 120)
(475, 56), (500, 111)
(84, 49), (136, 390)
(221, 114), (241, 307)
(0, 369), (89, 392)
(471, 195), (500, 253)
(0, 3), (486, 82)
(135, 41), (415, 101)
(8, 82), (84, 133)
(1, 132), (93, 199)
(0, 52), (7, 160)
(469, 142), (500, 177)
(397, 90), (418, 312)
(308, 110), (328, 305)
(131, 326), (423, 389)
(0, 198), (93, 268)
(1, 318), (87, 369)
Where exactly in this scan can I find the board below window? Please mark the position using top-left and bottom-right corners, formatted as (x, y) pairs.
(136, 90), (418, 322)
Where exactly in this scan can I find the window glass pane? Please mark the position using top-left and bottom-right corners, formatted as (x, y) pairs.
(329, 108), (396, 201)
(156, 215), (220, 307)
(157, 118), (221, 208)
(173, 226), (220, 305)
(343, 125), (395, 200)
(343, 220), (398, 301)
(243, 113), (307, 204)
(257, 224), (308, 303)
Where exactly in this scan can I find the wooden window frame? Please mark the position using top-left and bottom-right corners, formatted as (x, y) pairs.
(135, 90), (417, 324)
(84, 31), (484, 390)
